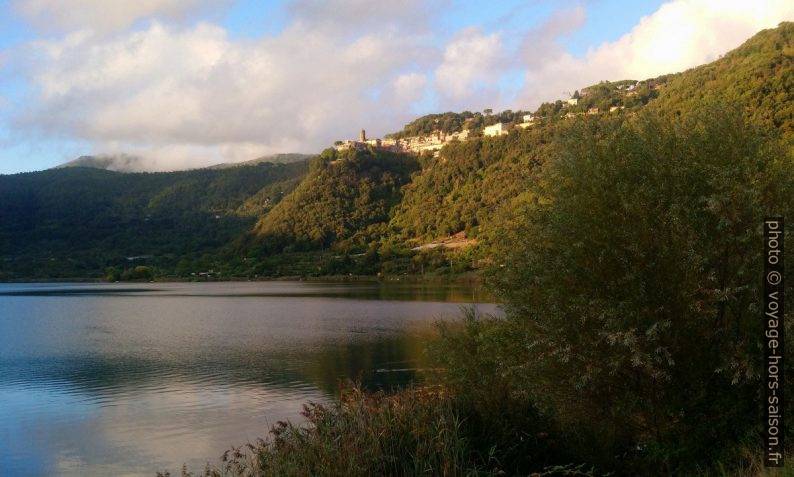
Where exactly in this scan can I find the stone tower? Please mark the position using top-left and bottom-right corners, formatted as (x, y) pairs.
(359, 129), (366, 142)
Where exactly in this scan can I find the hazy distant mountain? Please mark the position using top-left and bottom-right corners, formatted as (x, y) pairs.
(56, 153), (314, 173)
(55, 154), (145, 172)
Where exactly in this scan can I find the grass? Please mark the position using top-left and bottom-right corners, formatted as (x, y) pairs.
(690, 447), (794, 477)
(160, 381), (792, 477)
(161, 384), (490, 477)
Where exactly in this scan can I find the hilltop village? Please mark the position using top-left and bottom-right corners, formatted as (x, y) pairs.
(333, 78), (664, 156)
(333, 114), (534, 156)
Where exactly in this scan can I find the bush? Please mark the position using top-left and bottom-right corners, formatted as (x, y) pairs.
(121, 265), (155, 281)
(432, 309), (560, 475)
(478, 104), (794, 473)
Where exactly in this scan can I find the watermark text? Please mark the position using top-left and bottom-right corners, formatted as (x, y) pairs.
(764, 217), (784, 467)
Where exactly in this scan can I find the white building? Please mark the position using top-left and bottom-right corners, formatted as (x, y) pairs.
(518, 114), (535, 129)
(483, 123), (510, 137)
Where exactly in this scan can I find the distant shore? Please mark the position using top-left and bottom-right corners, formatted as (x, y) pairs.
(0, 271), (484, 285)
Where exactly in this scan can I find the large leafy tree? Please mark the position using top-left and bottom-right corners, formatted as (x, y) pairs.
(485, 104), (794, 470)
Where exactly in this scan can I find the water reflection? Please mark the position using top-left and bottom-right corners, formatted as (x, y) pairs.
(0, 280), (493, 303)
(0, 281), (499, 476)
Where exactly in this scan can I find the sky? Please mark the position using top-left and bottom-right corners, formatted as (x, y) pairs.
(0, 0), (792, 173)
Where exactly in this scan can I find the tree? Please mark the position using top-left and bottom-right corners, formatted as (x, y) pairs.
(485, 104), (794, 471)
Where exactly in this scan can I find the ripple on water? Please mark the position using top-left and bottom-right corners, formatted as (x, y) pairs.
(0, 281), (499, 476)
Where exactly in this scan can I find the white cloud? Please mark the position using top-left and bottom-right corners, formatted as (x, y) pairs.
(515, 0), (794, 108)
(5, 0), (794, 171)
(13, 0), (226, 34)
(389, 73), (428, 105)
(518, 5), (586, 70)
(15, 12), (436, 170)
(434, 28), (505, 108)
(287, 0), (443, 36)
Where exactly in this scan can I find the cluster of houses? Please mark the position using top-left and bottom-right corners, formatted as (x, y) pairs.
(564, 82), (637, 119)
(563, 104), (625, 119)
(335, 128), (474, 155)
(394, 128), (472, 153)
(334, 79), (657, 156)
(336, 113), (538, 155)
(482, 114), (535, 137)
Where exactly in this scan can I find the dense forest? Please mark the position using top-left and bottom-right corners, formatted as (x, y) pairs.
(251, 147), (419, 252)
(649, 23), (794, 136)
(0, 161), (308, 279)
(1, 22), (793, 282)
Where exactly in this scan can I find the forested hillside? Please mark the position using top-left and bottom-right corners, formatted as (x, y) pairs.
(388, 127), (551, 240)
(650, 21), (794, 136)
(252, 147), (419, 252)
(0, 161), (308, 279)
(384, 21), (794, 244)
(145, 22), (794, 477)
(1, 22), (792, 280)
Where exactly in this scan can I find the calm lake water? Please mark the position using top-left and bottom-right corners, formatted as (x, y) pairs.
(0, 281), (499, 476)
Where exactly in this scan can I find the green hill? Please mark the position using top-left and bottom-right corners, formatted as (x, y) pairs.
(387, 126), (552, 240)
(0, 161), (308, 279)
(1, 23), (792, 280)
(386, 22), (794, 244)
(650, 21), (794, 137)
(251, 147), (419, 252)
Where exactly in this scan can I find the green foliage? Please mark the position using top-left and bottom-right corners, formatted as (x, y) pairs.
(0, 161), (308, 279)
(2, 22), (793, 284)
(252, 148), (419, 252)
(578, 78), (666, 111)
(152, 24), (794, 477)
(122, 265), (155, 281)
(234, 176), (304, 217)
(386, 111), (479, 138)
(104, 266), (121, 282)
(432, 309), (559, 475)
(459, 104), (794, 473)
(171, 385), (488, 477)
(386, 22), (794, 263)
(389, 125), (550, 241)
(651, 21), (794, 138)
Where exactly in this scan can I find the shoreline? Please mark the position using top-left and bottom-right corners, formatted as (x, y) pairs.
(0, 271), (485, 285)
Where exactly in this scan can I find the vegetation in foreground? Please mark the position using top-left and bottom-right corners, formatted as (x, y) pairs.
(161, 386), (479, 477)
(167, 104), (793, 476)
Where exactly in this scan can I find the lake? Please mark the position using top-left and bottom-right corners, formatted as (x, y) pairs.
(0, 281), (499, 476)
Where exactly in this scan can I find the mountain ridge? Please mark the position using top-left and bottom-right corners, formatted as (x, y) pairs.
(2, 22), (792, 280)
(54, 152), (314, 173)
